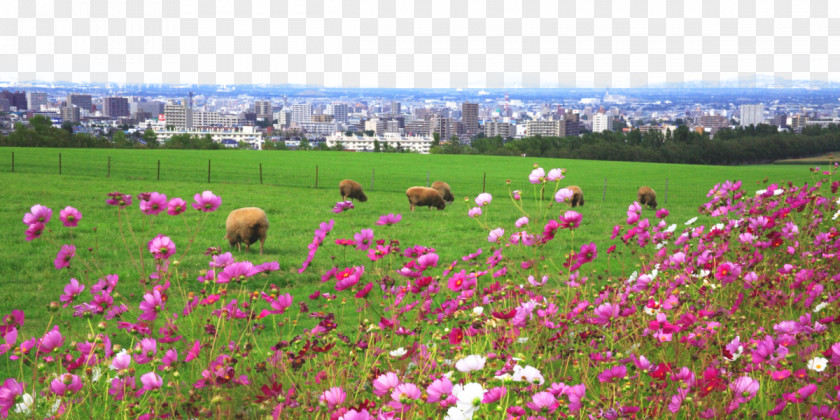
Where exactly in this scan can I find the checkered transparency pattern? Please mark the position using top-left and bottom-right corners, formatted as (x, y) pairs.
(0, 0), (837, 88)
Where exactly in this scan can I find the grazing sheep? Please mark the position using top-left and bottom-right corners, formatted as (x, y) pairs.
(406, 186), (446, 211)
(224, 207), (269, 254)
(431, 181), (455, 205)
(339, 179), (368, 202)
(568, 185), (585, 207)
(637, 186), (657, 209)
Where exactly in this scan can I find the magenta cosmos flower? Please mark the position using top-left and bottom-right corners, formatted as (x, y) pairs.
(598, 365), (628, 383)
(49, 374), (83, 396)
(138, 290), (164, 321)
(60, 278), (85, 306)
(59, 206), (82, 227)
(372, 372), (400, 396)
(0, 378), (25, 415)
(375, 213), (402, 226)
(560, 210), (582, 229)
(354, 229), (374, 251)
(38, 328), (64, 353)
(22, 204), (52, 225)
(475, 193), (492, 207)
(139, 192), (168, 216)
(137, 371), (162, 396)
(148, 234), (176, 260)
(217, 261), (258, 283)
(166, 197), (186, 215)
(24, 222), (45, 241)
(192, 190), (221, 212)
(335, 266), (364, 291)
(332, 200), (354, 213)
(54, 244), (76, 270)
(106, 191), (132, 208)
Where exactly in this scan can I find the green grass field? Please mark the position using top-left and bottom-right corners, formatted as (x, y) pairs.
(0, 148), (818, 336)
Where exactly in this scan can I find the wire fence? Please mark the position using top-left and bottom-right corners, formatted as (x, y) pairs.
(0, 148), (740, 208)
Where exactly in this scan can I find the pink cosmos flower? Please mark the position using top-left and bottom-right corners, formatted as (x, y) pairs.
(332, 200), (354, 213)
(526, 391), (558, 413)
(166, 197), (187, 215)
(320, 387), (346, 408)
(354, 229), (374, 251)
(217, 261), (258, 283)
(376, 213), (402, 225)
(391, 383), (421, 404)
(49, 373), (82, 396)
(515, 216), (529, 227)
(598, 365), (627, 383)
(555, 188), (573, 203)
(529, 167), (546, 184)
(192, 190), (221, 212)
(54, 244), (76, 270)
(426, 377), (454, 405)
(668, 388), (689, 413)
(338, 410), (372, 420)
(655, 208), (670, 218)
(60, 278), (85, 307)
(138, 290), (164, 321)
(468, 207), (482, 218)
(109, 352), (132, 371)
(482, 386), (507, 404)
(566, 384), (586, 412)
(546, 168), (564, 181)
(137, 372), (162, 396)
(373, 372), (400, 396)
(22, 204), (52, 225)
(475, 193), (492, 206)
(416, 253), (439, 270)
(185, 340), (201, 362)
(488, 227), (505, 243)
(139, 192), (168, 216)
(148, 234), (176, 260)
(355, 282), (373, 298)
(512, 190), (522, 200)
(730, 376), (759, 402)
(335, 266), (364, 291)
(133, 338), (158, 364)
(59, 206), (82, 227)
(559, 211), (582, 229)
(576, 242), (597, 264)
(593, 303), (620, 325)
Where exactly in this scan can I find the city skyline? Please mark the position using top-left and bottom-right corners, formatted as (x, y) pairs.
(1, 0), (838, 89)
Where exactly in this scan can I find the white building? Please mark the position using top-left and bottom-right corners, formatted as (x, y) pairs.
(153, 125), (263, 148)
(592, 112), (611, 133)
(739, 104), (765, 127)
(296, 122), (339, 136)
(326, 133), (434, 154)
(326, 103), (349, 123)
(292, 104), (312, 123)
(164, 104), (193, 130)
(193, 111), (245, 127)
(26, 92), (48, 111)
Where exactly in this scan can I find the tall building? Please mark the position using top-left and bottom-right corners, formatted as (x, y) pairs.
(291, 104), (312, 123)
(26, 92), (48, 111)
(60, 106), (80, 123)
(484, 121), (511, 138)
(164, 103), (193, 130)
(773, 114), (788, 128)
(430, 116), (452, 141)
(739, 104), (765, 127)
(391, 100), (401, 116)
(559, 118), (580, 137)
(327, 103), (349, 123)
(791, 114), (808, 132)
(0, 90), (27, 110)
(592, 111), (610, 133)
(405, 120), (431, 136)
(103, 97), (130, 117)
(130, 101), (164, 119)
(276, 111), (292, 127)
(526, 120), (561, 136)
(67, 94), (93, 113)
(462, 102), (479, 136)
(254, 100), (272, 123)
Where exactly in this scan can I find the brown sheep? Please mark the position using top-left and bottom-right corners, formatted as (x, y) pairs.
(339, 179), (368, 202)
(568, 185), (584, 207)
(224, 207), (269, 254)
(406, 187), (446, 211)
(637, 186), (657, 209)
(431, 181), (455, 205)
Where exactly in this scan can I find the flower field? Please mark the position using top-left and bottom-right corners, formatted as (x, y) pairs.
(0, 153), (838, 419)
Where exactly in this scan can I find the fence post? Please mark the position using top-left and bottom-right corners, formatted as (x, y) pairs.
(59, 153), (62, 175)
(427, 171), (430, 187)
(482, 172), (486, 193)
(107, 156), (110, 178)
(157, 160), (160, 181)
(315, 165), (319, 189)
(371, 169), (375, 191)
(602, 178), (607, 201)
(10, 152), (13, 173)
(259, 163), (263, 184)
(664, 178), (669, 204)
(207, 159), (211, 183)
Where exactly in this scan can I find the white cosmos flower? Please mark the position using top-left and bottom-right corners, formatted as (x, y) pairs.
(14, 393), (34, 415)
(832, 210), (840, 221)
(512, 365), (545, 385)
(517, 337), (529, 344)
(472, 306), (484, 315)
(773, 189), (784, 196)
(455, 355), (486, 372)
(755, 189), (767, 195)
(389, 347), (407, 358)
(685, 217), (698, 225)
(47, 399), (61, 417)
(494, 373), (514, 382)
(712, 223), (725, 231)
(814, 302), (828, 313)
(807, 356), (828, 372)
(453, 382), (485, 414)
(665, 224), (677, 232)
(655, 241), (667, 250)
(443, 406), (471, 420)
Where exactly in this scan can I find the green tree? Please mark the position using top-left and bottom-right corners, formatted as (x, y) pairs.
(61, 121), (74, 134)
(373, 139), (381, 152)
(432, 132), (441, 147)
(112, 130), (129, 147)
(299, 138), (311, 150)
(143, 129), (158, 148)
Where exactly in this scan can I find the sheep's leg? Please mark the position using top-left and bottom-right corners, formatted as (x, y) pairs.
(246, 243), (251, 253)
(236, 243), (241, 252)
(259, 238), (265, 255)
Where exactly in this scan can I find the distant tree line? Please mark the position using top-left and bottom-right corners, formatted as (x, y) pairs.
(431, 123), (840, 165)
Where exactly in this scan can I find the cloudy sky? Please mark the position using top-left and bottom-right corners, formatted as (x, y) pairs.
(1, 0), (837, 88)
